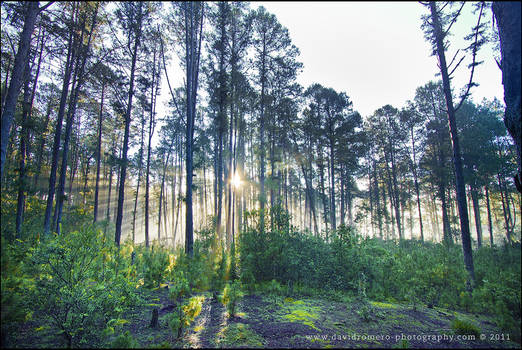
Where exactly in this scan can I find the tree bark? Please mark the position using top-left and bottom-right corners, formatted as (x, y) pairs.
(492, 2), (522, 193)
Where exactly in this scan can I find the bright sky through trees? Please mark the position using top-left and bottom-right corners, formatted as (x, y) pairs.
(256, 1), (504, 116)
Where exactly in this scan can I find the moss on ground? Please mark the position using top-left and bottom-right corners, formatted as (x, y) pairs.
(278, 298), (321, 331)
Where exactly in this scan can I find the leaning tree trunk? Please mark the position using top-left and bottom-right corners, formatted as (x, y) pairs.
(492, 2), (522, 193)
(0, 1), (39, 180)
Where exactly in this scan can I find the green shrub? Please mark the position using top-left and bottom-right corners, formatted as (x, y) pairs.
(222, 281), (242, 317)
(451, 317), (481, 337)
(140, 246), (169, 288)
(111, 331), (138, 348)
(183, 295), (204, 324)
(29, 225), (141, 348)
(168, 270), (191, 302)
(211, 247), (227, 299)
(1, 238), (33, 347)
(167, 295), (204, 338)
(168, 310), (183, 338)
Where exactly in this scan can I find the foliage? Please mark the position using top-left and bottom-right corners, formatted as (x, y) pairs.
(138, 245), (169, 288)
(27, 224), (141, 348)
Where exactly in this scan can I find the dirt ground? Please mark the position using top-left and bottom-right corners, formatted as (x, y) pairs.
(7, 287), (521, 349)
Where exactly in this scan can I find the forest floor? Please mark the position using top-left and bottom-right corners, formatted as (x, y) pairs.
(11, 285), (521, 349)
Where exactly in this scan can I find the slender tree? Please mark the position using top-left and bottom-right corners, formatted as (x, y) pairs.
(114, 2), (144, 246)
(422, 1), (487, 287)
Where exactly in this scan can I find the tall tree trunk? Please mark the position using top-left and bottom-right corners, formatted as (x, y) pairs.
(492, 2), (522, 193)
(385, 136), (402, 240)
(429, 1), (474, 286)
(484, 185), (493, 246)
(410, 126), (424, 241)
(258, 35), (267, 231)
(106, 142), (115, 221)
(81, 156), (91, 206)
(329, 143), (336, 231)
(115, 3), (142, 246)
(54, 5), (98, 233)
(374, 163), (383, 239)
(158, 152), (171, 243)
(368, 162), (374, 237)
(226, 92), (235, 248)
(470, 186), (482, 248)
(43, 13), (77, 235)
(94, 82), (105, 223)
(131, 114), (144, 242)
(184, 2), (204, 257)
(144, 123), (152, 248)
(497, 173), (512, 243)
(1, 1), (39, 179)
(15, 62), (32, 236)
(33, 85), (54, 191)
(318, 156), (328, 233)
(340, 166), (345, 226)
(144, 43), (160, 247)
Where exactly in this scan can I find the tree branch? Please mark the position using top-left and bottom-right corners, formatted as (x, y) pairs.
(159, 31), (185, 126)
(38, 1), (55, 13)
(455, 1), (485, 112)
(448, 55), (465, 77)
(443, 2), (465, 37)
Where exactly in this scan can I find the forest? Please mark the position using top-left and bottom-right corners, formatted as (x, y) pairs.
(1, 1), (521, 349)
